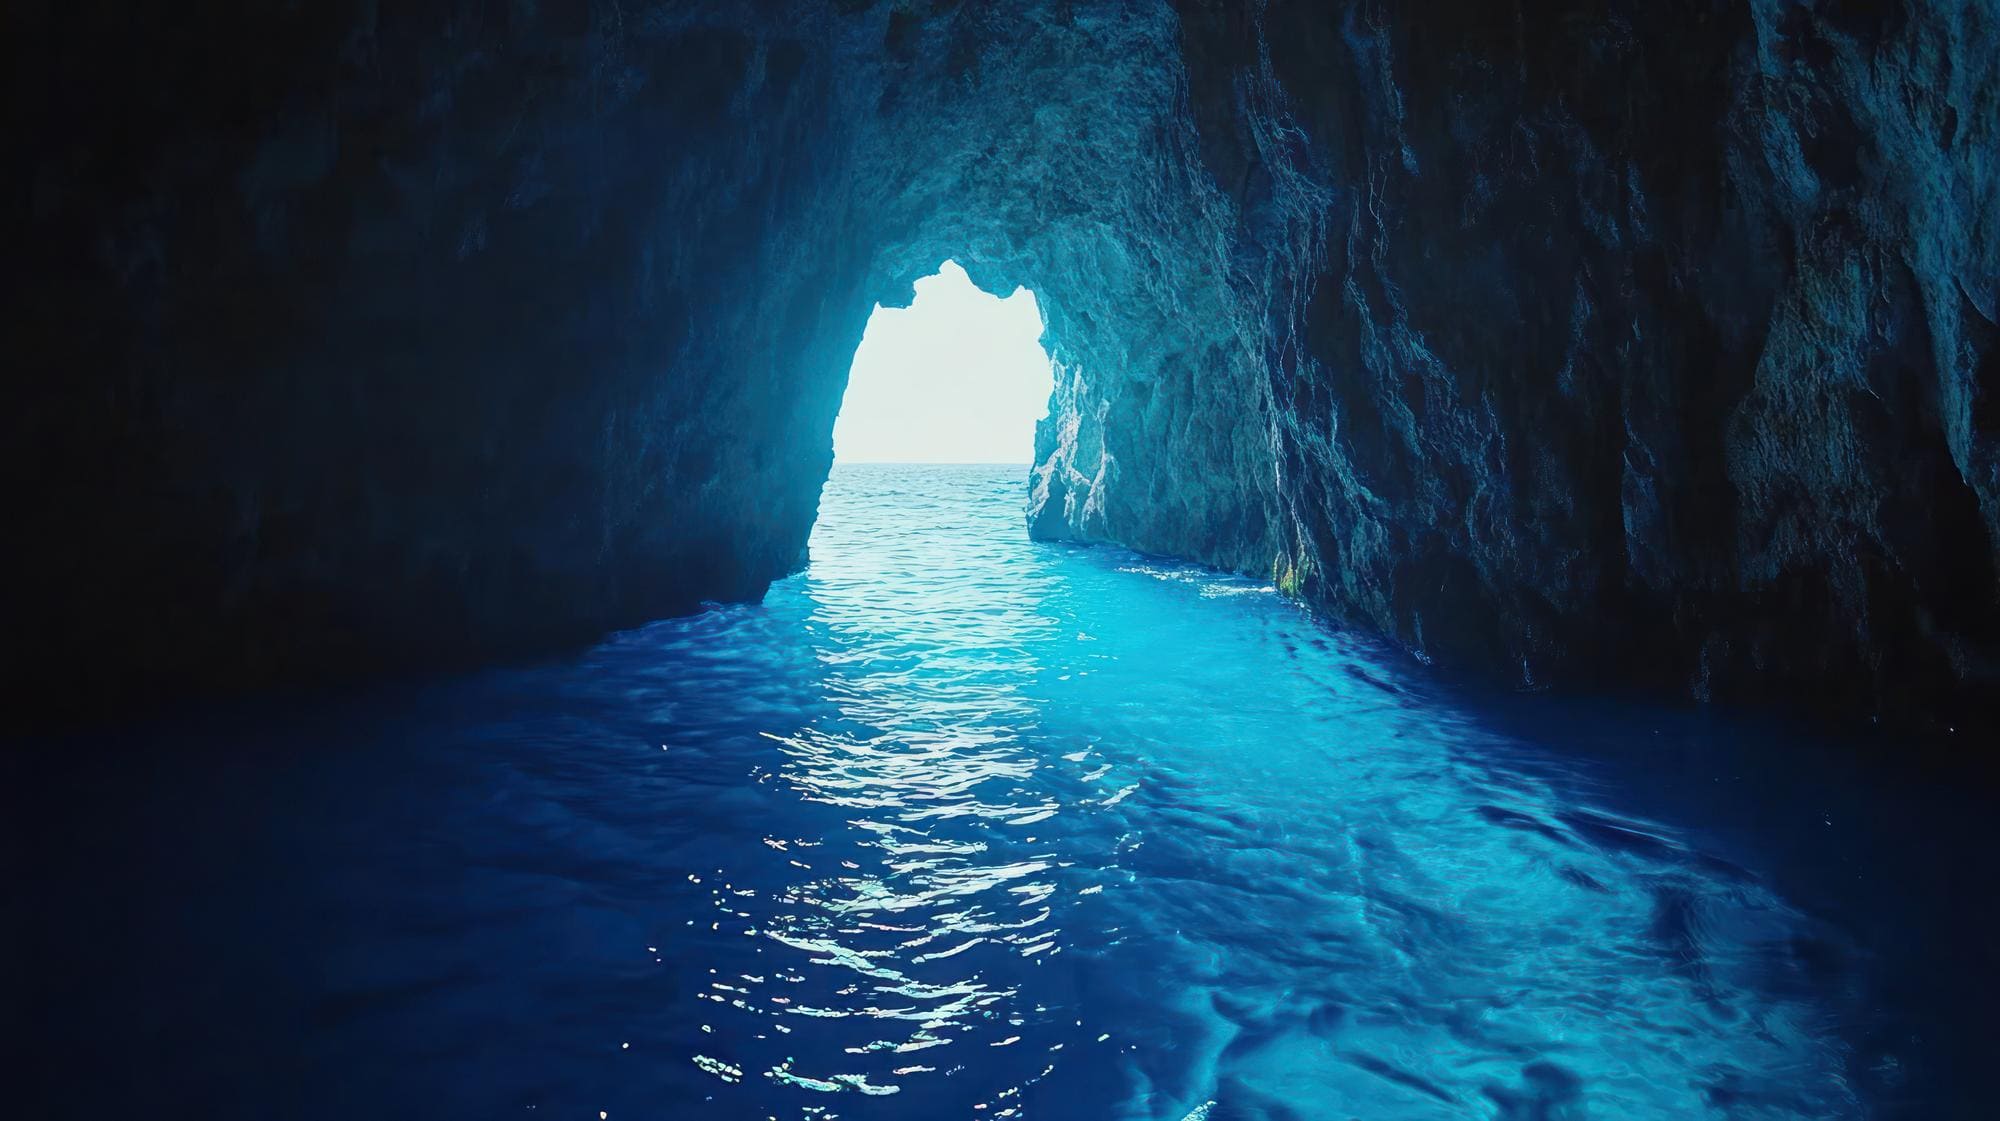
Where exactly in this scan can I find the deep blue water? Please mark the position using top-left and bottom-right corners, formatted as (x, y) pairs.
(14, 464), (1998, 1119)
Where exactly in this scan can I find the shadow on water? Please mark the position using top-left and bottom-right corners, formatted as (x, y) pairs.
(1451, 690), (2000, 1121)
(10, 463), (1998, 1121)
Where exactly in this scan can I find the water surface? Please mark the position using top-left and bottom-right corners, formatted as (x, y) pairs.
(16, 464), (1995, 1119)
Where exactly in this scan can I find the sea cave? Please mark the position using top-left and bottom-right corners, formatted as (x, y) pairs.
(8, 1), (1999, 1118)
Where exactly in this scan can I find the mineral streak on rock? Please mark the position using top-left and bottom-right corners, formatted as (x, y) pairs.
(8, 0), (1996, 727)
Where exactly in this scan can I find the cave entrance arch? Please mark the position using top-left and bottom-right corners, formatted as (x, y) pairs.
(832, 261), (1053, 465)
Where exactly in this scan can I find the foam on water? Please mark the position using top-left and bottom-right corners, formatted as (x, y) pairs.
(19, 464), (1995, 1120)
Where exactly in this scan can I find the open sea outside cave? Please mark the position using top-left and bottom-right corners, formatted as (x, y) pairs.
(19, 463), (1995, 1120)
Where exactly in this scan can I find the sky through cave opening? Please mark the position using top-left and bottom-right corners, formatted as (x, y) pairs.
(833, 261), (1053, 464)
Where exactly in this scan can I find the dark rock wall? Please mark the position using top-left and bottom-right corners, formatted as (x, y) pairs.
(9, 2), (881, 716)
(8, 0), (1996, 726)
(1153, 0), (2000, 723)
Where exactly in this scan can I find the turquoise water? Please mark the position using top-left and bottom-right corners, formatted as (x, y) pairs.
(17, 464), (1993, 1118)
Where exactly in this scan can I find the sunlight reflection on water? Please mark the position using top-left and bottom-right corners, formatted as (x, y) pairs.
(26, 464), (1991, 1120)
(625, 465), (1859, 1119)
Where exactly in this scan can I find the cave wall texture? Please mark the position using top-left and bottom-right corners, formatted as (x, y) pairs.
(7, 0), (1997, 728)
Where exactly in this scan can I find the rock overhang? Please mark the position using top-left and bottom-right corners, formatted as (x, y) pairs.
(6, 0), (1996, 731)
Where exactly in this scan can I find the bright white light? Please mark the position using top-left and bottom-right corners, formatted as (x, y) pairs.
(833, 261), (1052, 464)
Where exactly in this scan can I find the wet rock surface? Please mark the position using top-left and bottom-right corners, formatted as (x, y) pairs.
(1178, 0), (2000, 727)
(9, 0), (1996, 727)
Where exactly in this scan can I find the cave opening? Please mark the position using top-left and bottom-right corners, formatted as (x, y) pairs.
(19, 4), (2000, 1118)
(832, 260), (1053, 465)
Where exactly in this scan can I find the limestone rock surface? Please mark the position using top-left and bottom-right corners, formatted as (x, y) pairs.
(8, 0), (1996, 727)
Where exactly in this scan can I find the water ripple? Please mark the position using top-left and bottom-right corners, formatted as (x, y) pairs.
(21, 464), (1995, 1120)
